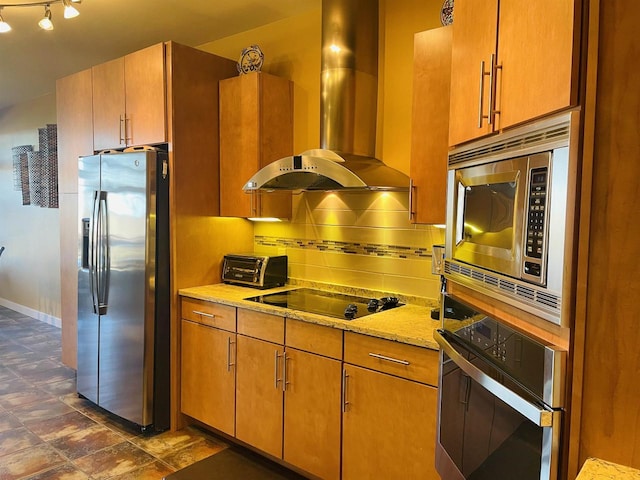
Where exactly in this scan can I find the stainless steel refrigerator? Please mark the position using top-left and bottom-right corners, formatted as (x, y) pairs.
(77, 148), (170, 432)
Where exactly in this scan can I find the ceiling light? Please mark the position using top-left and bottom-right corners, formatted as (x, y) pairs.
(0, 0), (82, 32)
(62, 0), (78, 18)
(0, 8), (10, 33)
(38, 4), (53, 30)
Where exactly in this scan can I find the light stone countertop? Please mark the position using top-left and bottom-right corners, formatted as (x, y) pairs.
(178, 283), (441, 350)
(576, 458), (640, 479)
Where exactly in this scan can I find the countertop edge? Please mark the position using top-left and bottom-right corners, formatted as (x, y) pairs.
(179, 284), (440, 351)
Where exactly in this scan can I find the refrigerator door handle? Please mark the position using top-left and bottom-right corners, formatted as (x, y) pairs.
(89, 190), (100, 314)
(97, 191), (109, 315)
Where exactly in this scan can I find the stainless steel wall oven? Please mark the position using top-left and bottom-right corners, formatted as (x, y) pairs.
(434, 294), (566, 480)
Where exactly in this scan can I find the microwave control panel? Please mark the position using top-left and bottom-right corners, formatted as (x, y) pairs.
(524, 167), (548, 278)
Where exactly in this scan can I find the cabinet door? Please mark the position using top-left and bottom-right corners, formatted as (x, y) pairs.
(496, 0), (578, 130)
(235, 335), (284, 457)
(219, 72), (292, 218)
(448, 0), (499, 146)
(410, 26), (452, 225)
(180, 320), (235, 436)
(92, 57), (126, 151)
(342, 365), (438, 479)
(283, 348), (342, 480)
(124, 43), (166, 147)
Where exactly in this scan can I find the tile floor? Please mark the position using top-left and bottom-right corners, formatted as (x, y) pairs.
(0, 305), (230, 479)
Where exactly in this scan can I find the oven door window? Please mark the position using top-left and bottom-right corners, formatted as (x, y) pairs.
(439, 350), (553, 480)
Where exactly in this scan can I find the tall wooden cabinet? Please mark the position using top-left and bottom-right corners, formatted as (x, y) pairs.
(56, 68), (93, 369)
(92, 43), (166, 150)
(219, 72), (293, 218)
(448, 0), (581, 146)
(409, 26), (452, 225)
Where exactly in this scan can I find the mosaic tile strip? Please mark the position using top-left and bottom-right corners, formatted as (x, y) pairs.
(255, 236), (432, 259)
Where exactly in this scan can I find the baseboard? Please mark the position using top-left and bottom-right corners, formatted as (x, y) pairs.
(0, 297), (62, 328)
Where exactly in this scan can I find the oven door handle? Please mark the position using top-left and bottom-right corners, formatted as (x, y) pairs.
(434, 329), (554, 428)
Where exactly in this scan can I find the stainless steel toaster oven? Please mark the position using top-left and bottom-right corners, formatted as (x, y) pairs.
(222, 254), (287, 289)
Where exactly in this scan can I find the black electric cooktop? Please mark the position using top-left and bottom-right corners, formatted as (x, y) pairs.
(244, 288), (404, 320)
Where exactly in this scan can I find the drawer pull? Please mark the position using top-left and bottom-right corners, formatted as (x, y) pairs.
(192, 310), (215, 319)
(368, 352), (410, 366)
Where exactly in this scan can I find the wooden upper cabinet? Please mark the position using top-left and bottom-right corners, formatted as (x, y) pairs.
(410, 26), (452, 225)
(92, 43), (166, 150)
(448, 0), (580, 146)
(219, 72), (293, 218)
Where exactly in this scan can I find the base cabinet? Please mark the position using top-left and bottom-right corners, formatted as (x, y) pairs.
(342, 364), (438, 479)
(180, 298), (438, 479)
(235, 334), (284, 457)
(180, 320), (235, 436)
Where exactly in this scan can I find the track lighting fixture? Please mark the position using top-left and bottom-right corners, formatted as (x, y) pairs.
(0, 7), (11, 33)
(38, 5), (53, 30)
(0, 0), (82, 32)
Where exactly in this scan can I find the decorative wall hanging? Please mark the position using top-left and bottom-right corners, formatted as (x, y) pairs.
(11, 123), (58, 208)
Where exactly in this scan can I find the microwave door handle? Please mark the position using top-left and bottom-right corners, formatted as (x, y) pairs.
(434, 330), (554, 428)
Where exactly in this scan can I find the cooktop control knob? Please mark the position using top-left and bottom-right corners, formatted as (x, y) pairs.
(344, 303), (358, 319)
(367, 299), (380, 311)
(380, 296), (399, 309)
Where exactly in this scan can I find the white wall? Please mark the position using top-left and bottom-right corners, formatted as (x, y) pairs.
(0, 94), (61, 326)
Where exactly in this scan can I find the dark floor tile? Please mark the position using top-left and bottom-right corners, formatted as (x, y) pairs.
(23, 365), (76, 385)
(8, 358), (60, 375)
(0, 387), (54, 409)
(161, 438), (228, 470)
(11, 397), (74, 423)
(0, 412), (22, 433)
(0, 426), (43, 456)
(129, 426), (210, 457)
(0, 377), (33, 395)
(24, 462), (89, 480)
(73, 440), (156, 479)
(27, 410), (98, 442)
(48, 423), (125, 460)
(109, 460), (175, 479)
(0, 443), (67, 480)
(39, 377), (77, 396)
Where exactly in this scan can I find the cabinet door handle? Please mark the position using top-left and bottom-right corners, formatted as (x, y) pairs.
(478, 60), (487, 128)
(283, 352), (289, 392)
(368, 352), (410, 365)
(124, 116), (132, 144)
(119, 114), (125, 145)
(192, 310), (215, 319)
(274, 350), (283, 389)
(226, 336), (235, 372)
(488, 53), (502, 125)
(342, 368), (350, 413)
(408, 178), (415, 221)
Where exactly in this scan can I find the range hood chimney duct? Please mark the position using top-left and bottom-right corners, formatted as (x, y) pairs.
(243, 0), (409, 192)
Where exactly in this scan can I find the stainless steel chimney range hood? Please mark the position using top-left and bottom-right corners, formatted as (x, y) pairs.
(243, 0), (409, 193)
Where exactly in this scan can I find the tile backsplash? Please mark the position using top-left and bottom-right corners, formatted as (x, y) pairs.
(254, 191), (445, 301)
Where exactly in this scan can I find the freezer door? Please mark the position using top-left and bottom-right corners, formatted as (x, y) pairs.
(77, 155), (101, 404)
(97, 151), (157, 426)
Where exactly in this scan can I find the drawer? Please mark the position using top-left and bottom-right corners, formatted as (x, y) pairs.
(181, 297), (236, 332)
(237, 308), (284, 344)
(344, 332), (438, 386)
(286, 319), (343, 360)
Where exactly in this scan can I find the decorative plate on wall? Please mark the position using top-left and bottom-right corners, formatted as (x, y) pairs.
(441, 0), (454, 25)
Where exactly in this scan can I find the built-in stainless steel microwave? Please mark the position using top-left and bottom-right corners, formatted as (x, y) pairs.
(444, 110), (580, 327)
